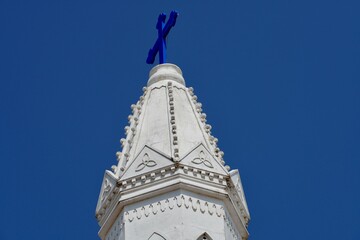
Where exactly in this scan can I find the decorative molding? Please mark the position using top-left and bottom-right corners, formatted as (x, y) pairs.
(228, 184), (250, 226)
(96, 170), (118, 222)
(191, 150), (214, 168)
(101, 179), (112, 202)
(115, 86), (148, 176)
(229, 170), (250, 226)
(235, 181), (244, 202)
(124, 194), (225, 223)
(96, 163), (228, 223)
(135, 153), (157, 172)
(224, 211), (241, 240)
(105, 214), (124, 240)
(167, 81), (179, 160)
(119, 165), (227, 192)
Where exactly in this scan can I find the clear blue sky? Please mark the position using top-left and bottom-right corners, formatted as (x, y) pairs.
(1, 1), (359, 239)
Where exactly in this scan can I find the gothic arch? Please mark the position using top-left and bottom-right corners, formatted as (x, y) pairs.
(148, 232), (166, 240)
(197, 232), (213, 240)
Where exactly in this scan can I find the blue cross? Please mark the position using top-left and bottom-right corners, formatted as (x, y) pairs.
(146, 11), (179, 64)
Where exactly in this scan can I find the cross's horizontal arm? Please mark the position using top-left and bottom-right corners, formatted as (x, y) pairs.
(162, 11), (178, 38)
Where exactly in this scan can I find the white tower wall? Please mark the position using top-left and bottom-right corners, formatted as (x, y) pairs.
(105, 190), (241, 240)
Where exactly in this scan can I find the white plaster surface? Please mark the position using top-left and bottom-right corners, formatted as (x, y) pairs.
(132, 86), (172, 157)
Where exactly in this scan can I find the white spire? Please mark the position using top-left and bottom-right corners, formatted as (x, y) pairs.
(95, 64), (250, 240)
(114, 64), (228, 179)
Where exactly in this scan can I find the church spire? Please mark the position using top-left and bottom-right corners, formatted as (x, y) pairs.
(113, 64), (229, 180)
(95, 64), (250, 240)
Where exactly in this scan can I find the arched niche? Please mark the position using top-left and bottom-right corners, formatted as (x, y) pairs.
(148, 232), (166, 240)
(197, 232), (213, 240)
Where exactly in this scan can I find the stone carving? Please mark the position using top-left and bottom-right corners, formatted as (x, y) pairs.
(135, 153), (157, 172)
(191, 151), (214, 168)
(101, 179), (112, 202)
(124, 195), (224, 223)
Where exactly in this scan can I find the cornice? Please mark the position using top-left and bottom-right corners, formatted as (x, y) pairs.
(97, 164), (249, 239)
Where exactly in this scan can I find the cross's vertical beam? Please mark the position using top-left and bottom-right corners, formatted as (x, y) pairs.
(157, 14), (166, 64)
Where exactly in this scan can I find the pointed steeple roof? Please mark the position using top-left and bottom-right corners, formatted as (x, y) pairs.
(113, 64), (228, 179)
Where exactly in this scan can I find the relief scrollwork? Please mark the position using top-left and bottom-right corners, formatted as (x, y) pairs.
(191, 151), (213, 168)
(135, 153), (157, 172)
